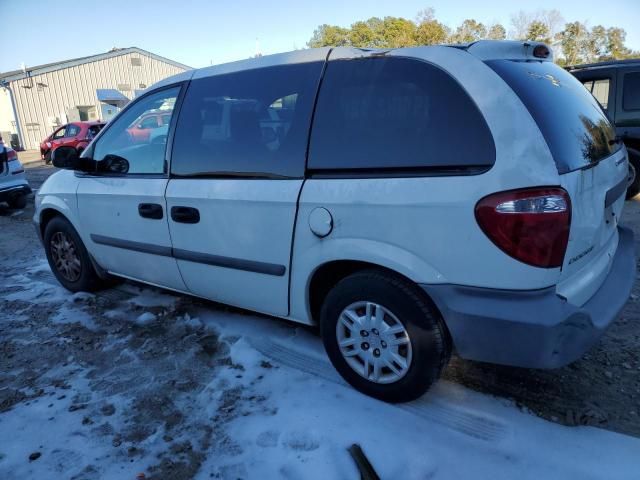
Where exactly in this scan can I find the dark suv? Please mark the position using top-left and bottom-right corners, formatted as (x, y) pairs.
(569, 59), (640, 198)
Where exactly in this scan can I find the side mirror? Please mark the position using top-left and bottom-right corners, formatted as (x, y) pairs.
(51, 146), (80, 170)
(99, 154), (130, 174)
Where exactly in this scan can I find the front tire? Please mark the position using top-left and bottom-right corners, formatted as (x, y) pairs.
(320, 270), (451, 403)
(44, 216), (104, 292)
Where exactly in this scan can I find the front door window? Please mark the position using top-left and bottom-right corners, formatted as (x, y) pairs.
(93, 87), (179, 175)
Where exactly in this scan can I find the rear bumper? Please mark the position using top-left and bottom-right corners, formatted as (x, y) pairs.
(422, 226), (636, 369)
(0, 183), (31, 203)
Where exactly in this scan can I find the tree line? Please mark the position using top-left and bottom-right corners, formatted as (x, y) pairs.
(307, 8), (639, 66)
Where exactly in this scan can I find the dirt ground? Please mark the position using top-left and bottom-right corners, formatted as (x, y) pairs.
(0, 163), (639, 477)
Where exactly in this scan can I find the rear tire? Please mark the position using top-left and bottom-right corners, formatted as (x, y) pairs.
(44, 216), (104, 292)
(8, 194), (27, 209)
(320, 269), (451, 403)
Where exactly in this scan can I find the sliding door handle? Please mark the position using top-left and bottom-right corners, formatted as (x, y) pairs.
(138, 203), (163, 220)
(171, 206), (200, 224)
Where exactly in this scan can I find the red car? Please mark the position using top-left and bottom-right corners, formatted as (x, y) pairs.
(41, 121), (105, 163)
(127, 111), (172, 143)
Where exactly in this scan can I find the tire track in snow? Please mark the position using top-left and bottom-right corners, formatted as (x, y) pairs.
(249, 336), (509, 443)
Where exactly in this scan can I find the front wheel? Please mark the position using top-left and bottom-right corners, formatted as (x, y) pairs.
(320, 270), (451, 403)
(44, 216), (104, 292)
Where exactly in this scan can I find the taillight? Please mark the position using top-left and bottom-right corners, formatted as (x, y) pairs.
(475, 187), (571, 268)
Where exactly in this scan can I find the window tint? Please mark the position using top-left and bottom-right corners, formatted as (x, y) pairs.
(93, 87), (179, 175)
(582, 78), (610, 110)
(308, 57), (495, 171)
(623, 72), (640, 111)
(488, 60), (619, 173)
(171, 62), (323, 177)
(66, 124), (80, 137)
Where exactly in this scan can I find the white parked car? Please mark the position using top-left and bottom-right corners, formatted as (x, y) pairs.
(34, 41), (635, 402)
(0, 140), (31, 209)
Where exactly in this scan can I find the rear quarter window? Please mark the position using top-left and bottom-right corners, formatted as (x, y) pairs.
(308, 56), (495, 173)
(488, 60), (619, 173)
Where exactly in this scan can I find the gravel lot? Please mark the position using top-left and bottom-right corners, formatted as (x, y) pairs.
(1, 163), (639, 477)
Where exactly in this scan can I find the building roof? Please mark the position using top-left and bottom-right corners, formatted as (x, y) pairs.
(0, 47), (191, 83)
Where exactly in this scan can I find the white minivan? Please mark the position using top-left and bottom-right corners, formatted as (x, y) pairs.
(35, 41), (635, 402)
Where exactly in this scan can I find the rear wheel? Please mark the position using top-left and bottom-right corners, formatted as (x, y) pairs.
(320, 269), (451, 403)
(44, 216), (104, 292)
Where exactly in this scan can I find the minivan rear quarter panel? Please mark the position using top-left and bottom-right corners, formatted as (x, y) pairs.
(290, 47), (564, 324)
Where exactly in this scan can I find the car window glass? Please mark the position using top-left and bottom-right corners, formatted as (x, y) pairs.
(488, 60), (618, 173)
(308, 57), (495, 171)
(623, 72), (640, 111)
(171, 62), (323, 177)
(588, 79), (610, 110)
(52, 127), (66, 139)
(139, 116), (160, 129)
(87, 125), (103, 139)
(66, 124), (80, 137)
(93, 87), (179, 175)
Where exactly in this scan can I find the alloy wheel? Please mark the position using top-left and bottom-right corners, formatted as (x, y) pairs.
(50, 231), (82, 282)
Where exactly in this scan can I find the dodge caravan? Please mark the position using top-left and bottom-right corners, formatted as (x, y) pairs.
(34, 41), (636, 402)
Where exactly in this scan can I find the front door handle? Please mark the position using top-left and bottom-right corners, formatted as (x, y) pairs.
(138, 203), (163, 220)
(171, 206), (200, 224)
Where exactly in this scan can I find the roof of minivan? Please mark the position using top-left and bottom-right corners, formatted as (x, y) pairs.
(567, 58), (640, 71)
(150, 40), (553, 90)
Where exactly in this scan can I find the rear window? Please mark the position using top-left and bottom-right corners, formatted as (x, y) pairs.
(308, 57), (495, 172)
(488, 60), (619, 173)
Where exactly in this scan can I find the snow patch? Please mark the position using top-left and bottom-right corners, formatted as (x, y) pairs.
(134, 312), (157, 326)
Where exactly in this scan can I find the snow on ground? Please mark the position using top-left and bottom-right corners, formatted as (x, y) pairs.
(1, 268), (640, 479)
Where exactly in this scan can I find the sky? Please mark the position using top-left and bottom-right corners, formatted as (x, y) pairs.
(1, 0), (639, 72)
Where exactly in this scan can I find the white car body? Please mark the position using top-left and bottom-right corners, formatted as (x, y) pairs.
(0, 142), (31, 206)
(34, 41), (635, 376)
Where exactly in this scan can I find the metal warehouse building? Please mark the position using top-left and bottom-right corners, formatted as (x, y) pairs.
(0, 47), (190, 150)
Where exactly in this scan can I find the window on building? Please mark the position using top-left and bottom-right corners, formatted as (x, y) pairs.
(308, 57), (495, 171)
(171, 61), (323, 178)
(623, 72), (640, 111)
(93, 87), (180, 175)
